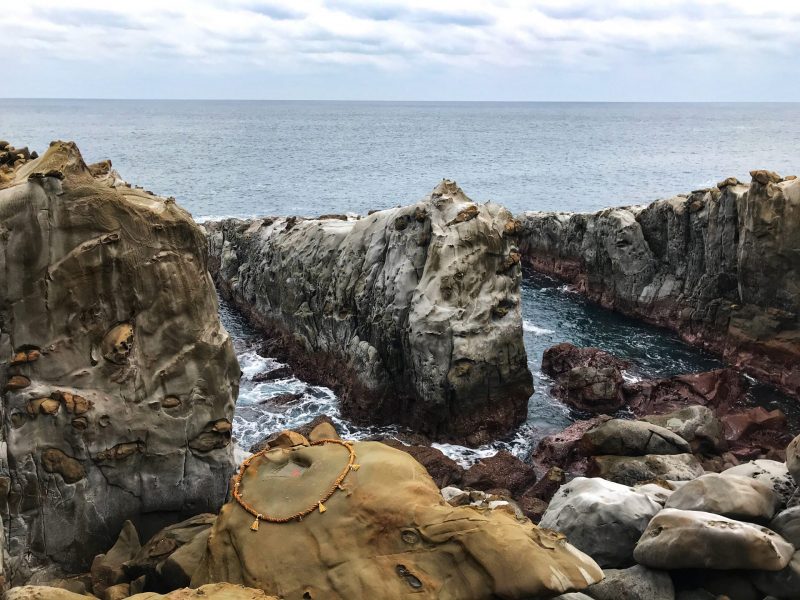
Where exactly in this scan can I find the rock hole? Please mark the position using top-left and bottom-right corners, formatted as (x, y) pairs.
(396, 564), (422, 589)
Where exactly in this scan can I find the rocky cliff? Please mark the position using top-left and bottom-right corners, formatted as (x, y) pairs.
(0, 142), (240, 582)
(207, 181), (532, 445)
(518, 171), (800, 397)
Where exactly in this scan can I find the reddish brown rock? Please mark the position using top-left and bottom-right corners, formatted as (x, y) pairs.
(461, 451), (537, 496)
(530, 416), (611, 475)
(380, 440), (465, 488)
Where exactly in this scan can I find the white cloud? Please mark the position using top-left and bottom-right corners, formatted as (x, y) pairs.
(2, 0), (798, 70)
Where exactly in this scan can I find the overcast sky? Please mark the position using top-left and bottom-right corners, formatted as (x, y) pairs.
(3, 0), (800, 101)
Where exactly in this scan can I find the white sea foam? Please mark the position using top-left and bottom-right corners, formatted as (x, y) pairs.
(523, 320), (555, 336)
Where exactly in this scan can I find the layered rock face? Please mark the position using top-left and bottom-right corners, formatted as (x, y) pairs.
(207, 181), (532, 443)
(518, 172), (800, 397)
(0, 142), (239, 581)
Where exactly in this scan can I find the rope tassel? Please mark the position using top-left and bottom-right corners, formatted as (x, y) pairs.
(251, 514), (262, 531)
(350, 463), (361, 471)
(318, 501), (327, 513)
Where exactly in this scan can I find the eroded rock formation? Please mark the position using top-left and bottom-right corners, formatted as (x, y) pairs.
(518, 172), (800, 397)
(0, 142), (239, 582)
(206, 181), (533, 444)
(192, 431), (603, 599)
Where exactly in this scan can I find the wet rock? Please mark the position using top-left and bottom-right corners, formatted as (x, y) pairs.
(584, 564), (674, 600)
(721, 460), (796, 508)
(589, 453), (704, 486)
(521, 466), (566, 504)
(664, 473), (778, 520)
(206, 180), (533, 444)
(193, 439), (603, 598)
(542, 343), (628, 413)
(461, 451), (536, 496)
(641, 405), (724, 454)
(721, 407), (791, 461)
(517, 175), (800, 398)
(539, 477), (661, 568)
(531, 416), (611, 474)
(0, 141), (238, 582)
(581, 419), (691, 456)
(623, 369), (749, 416)
(126, 514), (216, 592)
(634, 508), (794, 571)
(250, 365), (292, 382)
(670, 570), (761, 600)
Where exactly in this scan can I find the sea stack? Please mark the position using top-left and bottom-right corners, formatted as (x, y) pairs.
(206, 180), (533, 445)
(0, 142), (240, 582)
(517, 172), (800, 397)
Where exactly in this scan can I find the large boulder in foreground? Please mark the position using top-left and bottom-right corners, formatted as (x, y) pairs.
(193, 436), (602, 599)
(0, 142), (239, 582)
(518, 173), (800, 398)
(207, 181), (533, 444)
(539, 477), (661, 568)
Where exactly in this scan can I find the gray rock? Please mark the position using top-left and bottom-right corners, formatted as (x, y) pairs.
(590, 453), (705, 486)
(206, 180), (533, 444)
(664, 473), (779, 520)
(642, 406), (724, 454)
(0, 142), (238, 582)
(751, 551), (800, 600)
(634, 508), (794, 571)
(633, 482), (676, 505)
(787, 434), (800, 483)
(554, 595), (594, 600)
(585, 564), (674, 600)
(539, 477), (662, 568)
(721, 460), (797, 508)
(517, 175), (800, 398)
(582, 419), (691, 456)
(769, 506), (800, 547)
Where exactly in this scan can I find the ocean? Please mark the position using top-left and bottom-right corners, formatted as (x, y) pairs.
(3, 100), (798, 463)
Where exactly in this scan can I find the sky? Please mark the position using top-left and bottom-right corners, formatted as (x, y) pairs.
(3, 0), (800, 101)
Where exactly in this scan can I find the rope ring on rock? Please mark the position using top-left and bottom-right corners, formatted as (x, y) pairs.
(233, 438), (359, 531)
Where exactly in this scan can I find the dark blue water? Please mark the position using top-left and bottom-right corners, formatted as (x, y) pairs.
(2, 100), (800, 218)
(3, 100), (797, 463)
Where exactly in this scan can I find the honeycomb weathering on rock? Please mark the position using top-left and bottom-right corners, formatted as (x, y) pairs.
(0, 141), (240, 582)
(206, 180), (533, 444)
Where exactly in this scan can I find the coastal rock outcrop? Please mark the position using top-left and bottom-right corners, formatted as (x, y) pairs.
(0, 142), (239, 582)
(193, 433), (603, 598)
(206, 181), (533, 443)
(518, 172), (800, 397)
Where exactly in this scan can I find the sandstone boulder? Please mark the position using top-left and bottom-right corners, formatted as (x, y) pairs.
(539, 477), (661, 568)
(581, 419), (691, 456)
(0, 142), (239, 582)
(721, 460), (797, 507)
(634, 508), (794, 570)
(589, 453), (704, 486)
(642, 405), (724, 454)
(193, 438), (602, 598)
(207, 181), (533, 444)
(664, 473), (778, 520)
